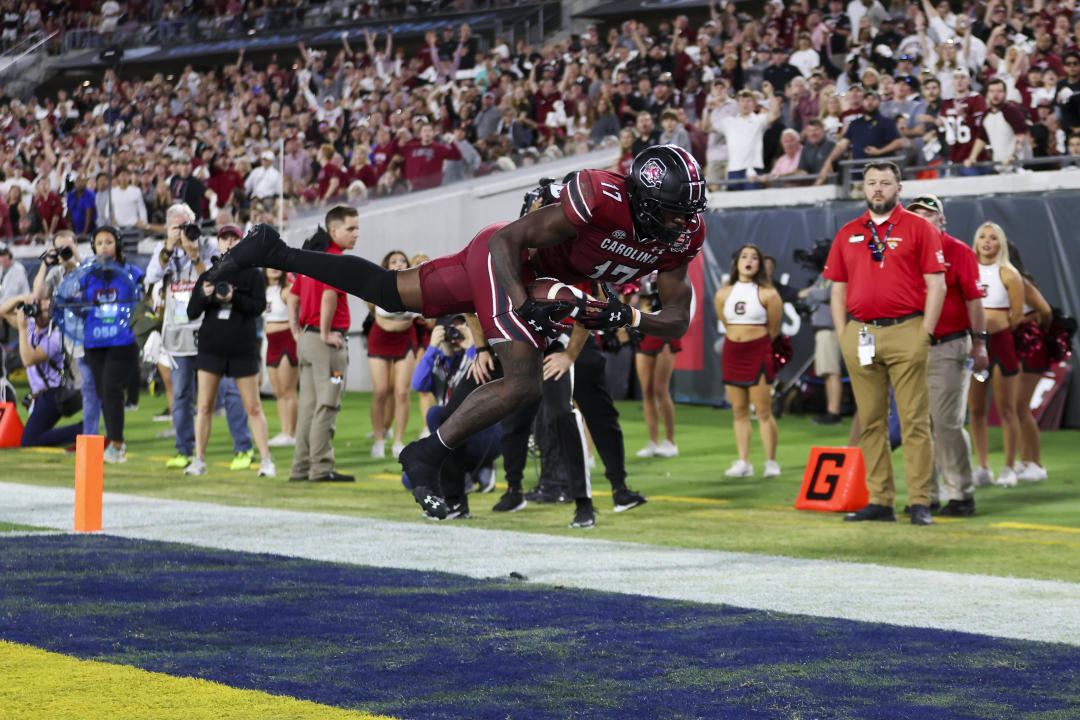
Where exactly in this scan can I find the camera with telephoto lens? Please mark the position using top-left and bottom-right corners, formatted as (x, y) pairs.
(215, 281), (231, 298)
(181, 222), (202, 241)
(16, 301), (40, 317)
(445, 325), (464, 342)
(793, 238), (832, 273)
(40, 246), (74, 266)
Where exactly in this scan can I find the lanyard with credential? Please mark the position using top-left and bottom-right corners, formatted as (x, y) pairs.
(865, 220), (893, 268)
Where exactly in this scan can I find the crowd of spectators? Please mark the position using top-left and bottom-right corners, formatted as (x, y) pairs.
(1, 0), (502, 53)
(5, 0), (1080, 244)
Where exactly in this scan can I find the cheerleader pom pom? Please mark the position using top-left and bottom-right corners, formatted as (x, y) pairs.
(1014, 320), (1042, 362)
(1047, 310), (1077, 364)
(772, 335), (794, 367)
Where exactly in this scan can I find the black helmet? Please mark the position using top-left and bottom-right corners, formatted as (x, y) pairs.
(624, 144), (707, 249)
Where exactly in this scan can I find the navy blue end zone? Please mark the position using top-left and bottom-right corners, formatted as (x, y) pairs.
(2, 535), (1078, 719)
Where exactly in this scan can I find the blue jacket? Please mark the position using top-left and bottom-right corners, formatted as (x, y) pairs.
(80, 259), (144, 349)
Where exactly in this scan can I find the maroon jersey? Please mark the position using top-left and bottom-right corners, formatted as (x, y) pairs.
(531, 169), (705, 286)
(941, 94), (989, 163)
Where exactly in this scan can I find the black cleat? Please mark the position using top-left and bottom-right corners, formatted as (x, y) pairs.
(399, 439), (450, 518)
(909, 504), (935, 526)
(938, 498), (975, 516)
(310, 471), (355, 483)
(413, 486), (450, 519)
(492, 490), (527, 512)
(204, 223), (288, 283)
(569, 503), (596, 529)
(612, 489), (647, 513)
(524, 485), (572, 504)
(424, 499), (470, 521)
(843, 503), (897, 522)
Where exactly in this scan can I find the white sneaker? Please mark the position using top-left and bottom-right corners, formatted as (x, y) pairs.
(655, 440), (679, 457)
(996, 466), (1018, 487)
(103, 444), (127, 464)
(724, 459), (754, 477)
(184, 457), (208, 475)
(257, 457), (276, 478)
(1018, 462), (1047, 482)
(268, 432), (295, 447)
(763, 460), (781, 478)
(365, 429), (392, 439)
(973, 467), (995, 487)
(418, 426), (431, 439)
(587, 454), (596, 468)
(392, 441), (404, 459)
(636, 442), (658, 458)
(371, 440), (385, 458)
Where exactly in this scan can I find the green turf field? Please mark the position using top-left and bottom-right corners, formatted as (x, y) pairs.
(3, 391), (1078, 582)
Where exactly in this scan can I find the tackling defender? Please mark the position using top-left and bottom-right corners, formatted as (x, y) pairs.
(205, 145), (708, 518)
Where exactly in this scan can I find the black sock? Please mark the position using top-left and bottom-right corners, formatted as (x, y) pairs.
(575, 497), (594, 510)
(278, 247), (405, 312)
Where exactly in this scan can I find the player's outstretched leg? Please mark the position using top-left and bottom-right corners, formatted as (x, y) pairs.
(205, 223), (411, 313)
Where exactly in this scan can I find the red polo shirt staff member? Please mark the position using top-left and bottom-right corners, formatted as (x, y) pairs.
(287, 205), (358, 484)
(907, 194), (989, 517)
(823, 161), (946, 526)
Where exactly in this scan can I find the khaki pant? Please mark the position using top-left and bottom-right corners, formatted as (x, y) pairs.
(292, 331), (348, 479)
(928, 336), (974, 502)
(840, 316), (933, 507)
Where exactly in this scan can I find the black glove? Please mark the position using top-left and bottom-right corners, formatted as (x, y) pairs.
(582, 283), (639, 331)
(513, 298), (573, 340)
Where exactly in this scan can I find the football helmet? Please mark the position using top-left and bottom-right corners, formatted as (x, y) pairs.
(624, 144), (707, 249)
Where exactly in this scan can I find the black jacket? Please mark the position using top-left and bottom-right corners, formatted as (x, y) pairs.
(188, 266), (266, 358)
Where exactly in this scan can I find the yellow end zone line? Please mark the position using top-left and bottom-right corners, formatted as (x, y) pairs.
(0, 640), (397, 720)
(991, 521), (1080, 534)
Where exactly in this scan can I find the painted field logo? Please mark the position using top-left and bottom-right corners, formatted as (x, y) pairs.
(795, 447), (869, 512)
(639, 158), (666, 187)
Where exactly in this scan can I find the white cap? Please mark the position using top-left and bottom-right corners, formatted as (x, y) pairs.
(261, 150), (275, 161)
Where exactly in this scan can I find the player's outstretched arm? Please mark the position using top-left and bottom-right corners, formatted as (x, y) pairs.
(637, 264), (693, 338)
(488, 205), (577, 308)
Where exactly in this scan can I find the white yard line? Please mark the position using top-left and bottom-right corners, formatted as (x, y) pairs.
(3, 481), (1078, 647)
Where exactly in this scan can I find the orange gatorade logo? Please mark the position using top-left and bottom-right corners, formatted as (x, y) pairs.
(795, 447), (869, 513)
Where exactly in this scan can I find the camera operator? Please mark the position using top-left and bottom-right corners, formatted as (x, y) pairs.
(147, 210), (257, 472)
(792, 240), (843, 425)
(32, 230), (100, 436)
(32, 230), (80, 298)
(798, 272), (844, 425)
(0, 292), (81, 447)
(406, 314), (501, 518)
(79, 226), (144, 464)
(0, 242), (30, 360)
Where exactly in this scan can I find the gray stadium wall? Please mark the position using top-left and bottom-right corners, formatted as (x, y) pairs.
(674, 191), (1080, 429)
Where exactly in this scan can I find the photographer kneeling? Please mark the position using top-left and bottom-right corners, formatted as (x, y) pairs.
(0, 293), (81, 447)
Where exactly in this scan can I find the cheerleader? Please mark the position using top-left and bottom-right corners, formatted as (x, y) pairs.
(263, 267), (298, 447)
(713, 244), (783, 478)
(634, 273), (680, 458)
(367, 250), (419, 459)
(969, 223), (1024, 488)
(1007, 242), (1053, 482)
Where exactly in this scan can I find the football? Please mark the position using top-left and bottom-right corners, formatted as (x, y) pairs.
(526, 277), (592, 321)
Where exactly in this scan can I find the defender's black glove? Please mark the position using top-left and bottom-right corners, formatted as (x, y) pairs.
(582, 283), (640, 331)
(513, 298), (573, 340)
